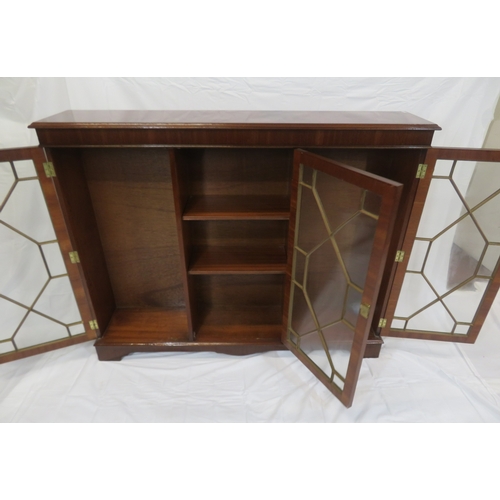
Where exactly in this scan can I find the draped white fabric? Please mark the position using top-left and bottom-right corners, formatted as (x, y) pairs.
(0, 77), (500, 422)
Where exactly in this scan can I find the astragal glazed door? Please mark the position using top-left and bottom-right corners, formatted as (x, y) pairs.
(283, 150), (403, 407)
(382, 148), (500, 344)
(0, 147), (95, 363)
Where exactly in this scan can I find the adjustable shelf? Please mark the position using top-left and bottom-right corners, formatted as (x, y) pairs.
(188, 246), (287, 274)
(183, 195), (291, 220)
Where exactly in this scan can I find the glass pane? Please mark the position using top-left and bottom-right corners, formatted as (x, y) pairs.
(394, 272), (436, 318)
(322, 322), (353, 380)
(336, 212), (378, 289)
(391, 318), (406, 329)
(296, 184), (329, 253)
(293, 249), (307, 287)
(305, 238), (347, 328)
(41, 242), (67, 277)
(406, 301), (455, 333)
(300, 330), (332, 378)
(0, 162), (15, 206)
(407, 240), (429, 272)
(0, 224), (49, 306)
(13, 160), (37, 179)
(0, 297), (27, 341)
(453, 161), (500, 206)
(344, 286), (362, 328)
(416, 178), (464, 239)
(393, 156), (500, 338)
(425, 215), (485, 295)
(442, 278), (489, 323)
(301, 165), (313, 186)
(362, 190), (382, 215)
(14, 312), (69, 349)
(290, 285), (316, 336)
(315, 169), (363, 232)
(33, 276), (82, 324)
(481, 245), (500, 276)
(472, 193), (500, 243)
(455, 324), (470, 335)
(0, 179), (56, 242)
(0, 341), (15, 354)
(433, 159), (454, 177)
(69, 323), (86, 336)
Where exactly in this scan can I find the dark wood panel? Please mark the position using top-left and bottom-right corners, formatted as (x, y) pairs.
(33, 128), (437, 148)
(170, 149), (198, 338)
(196, 304), (283, 341)
(188, 149), (293, 197)
(189, 246), (287, 274)
(194, 274), (284, 307)
(48, 148), (115, 335)
(183, 195), (290, 220)
(189, 220), (288, 248)
(82, 148), (184, 309)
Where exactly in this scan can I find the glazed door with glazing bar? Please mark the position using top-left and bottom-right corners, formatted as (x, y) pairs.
(382, 148), (500, 343)
(0, 147), (95, 363)
(282, 150), (403, 407)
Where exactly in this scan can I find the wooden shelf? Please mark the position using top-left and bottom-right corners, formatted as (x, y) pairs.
(196, 305), (283, 343)
(183, 195), (290, 220)
(95, 308), (190, 345)
(188, 246), (287, 274)
(93, 307), (285, 358)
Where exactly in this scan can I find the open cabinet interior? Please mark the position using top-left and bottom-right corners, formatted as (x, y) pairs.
(50, 148), (190, 347)
(171, 148), (292, 347)
(45, 144), (425, 365)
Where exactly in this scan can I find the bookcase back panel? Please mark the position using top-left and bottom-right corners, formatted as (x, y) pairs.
(81, 148), (184, 309)
(189, 220), (288, 248)
(194, 274), (284, 308)
(187, 148), (293, 197)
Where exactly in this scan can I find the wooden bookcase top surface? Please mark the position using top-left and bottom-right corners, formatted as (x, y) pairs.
(30, 110), (440, 130)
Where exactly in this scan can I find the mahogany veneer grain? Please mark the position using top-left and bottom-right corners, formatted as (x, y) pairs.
(183, 195), (291, 220)
(188, 246), (287, 274)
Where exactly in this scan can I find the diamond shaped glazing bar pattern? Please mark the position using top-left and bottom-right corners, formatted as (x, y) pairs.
(392, 159), (500, 336)
(288, 165), (381, 390)
(0, 160), (84, 356)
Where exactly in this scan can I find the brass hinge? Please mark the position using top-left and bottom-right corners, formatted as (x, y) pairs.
(43, 162), (56, 178)
(359, 303), (371, 319)
(69, 251), (80, 264)
(395, 250), (405, 263)
(89, 320), (99, 330)
(378, 318), (387, 328)
(416, 163), (427, 179)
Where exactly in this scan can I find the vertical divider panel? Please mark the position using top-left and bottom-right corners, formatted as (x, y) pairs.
(47, 148), (115, 336)
(170, 149), (196, 340)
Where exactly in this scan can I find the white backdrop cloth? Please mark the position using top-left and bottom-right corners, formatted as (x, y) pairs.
(1, 77), (500, 422)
